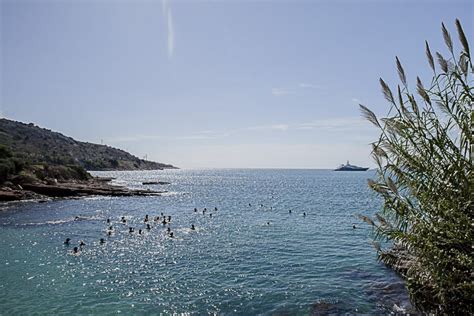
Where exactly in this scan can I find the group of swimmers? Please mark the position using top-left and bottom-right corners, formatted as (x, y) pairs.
(64, 207), (219, 254)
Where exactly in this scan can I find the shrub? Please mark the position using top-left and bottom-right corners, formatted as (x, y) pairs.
(359, 20), (472, 314)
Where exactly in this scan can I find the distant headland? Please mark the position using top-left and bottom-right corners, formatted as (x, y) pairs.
(0, 118), (177, 201)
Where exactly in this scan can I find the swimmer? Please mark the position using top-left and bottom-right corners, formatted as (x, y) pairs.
(353, 225), (356, 229)
(106, 218), (110, 223)
(214, 207), (218, 211)
(210, 213), (212, 218)
(191, 224), (195, 230)
(79, 240), (86, 247)
(100, 238), (105, 244)
(155, 216), (159, 221)
(167, 227), (171, 233)
(303, 212), (306, 217)
(122, 216), (127, 223)
(162, 219), (167, 225)
(73, 247), (79, 254)
(146, 224), (151, 230)
(107, 231), (112, 236)
(169, 232), (174, 238)
(194, 208), (197, 212)
(129, 227), (134, 233)
(249, 203), (252, 207)
(139, 229), (142, 235)
(203, 210), (206, 215)
(108, 225), (113, 231)
(144, 215), (149, 222)
(267, 222), (270, 225)
(289, 210), (292, 214)
(64, 238), (71, 245)
(161, 212), (164, 216)
(168, 216), (171, 222)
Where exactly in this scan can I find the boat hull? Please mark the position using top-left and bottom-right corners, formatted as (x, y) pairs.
(334, 167), (369, 171)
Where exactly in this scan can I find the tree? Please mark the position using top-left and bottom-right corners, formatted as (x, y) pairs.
(359, 20), (472, 314)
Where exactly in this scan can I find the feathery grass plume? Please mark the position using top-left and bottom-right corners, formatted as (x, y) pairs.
(441, 22), (454, 53)
(436, 52), (449, 73)
(459, 54), (468, 74)
(425, 41), (435, 72)
(359, 104), (380, 127)
(416, 77), (431, 105)
(379, 78), (395, 104)
(386, 177), (398, 195)
(396, 57), (407, 86)
(359, 20), (472, 314)
(375, 213), (390, 227)
(357, 213), (375, 226)
(455, 19), (470, 58)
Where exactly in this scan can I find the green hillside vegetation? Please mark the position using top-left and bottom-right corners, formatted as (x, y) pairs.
(0, 118), (176, 172)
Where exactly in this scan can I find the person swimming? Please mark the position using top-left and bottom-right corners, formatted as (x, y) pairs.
(64, 238), (71, 245)
(210, 213), (212, 218)
(167, 227), (171, 233)
(106, 218), (110, 223)
(144, 215), (149, 222)
(129, 227), (134, 233)
(79, 240), (86, 247)
(73, 247), (79, 254)
(107, 231), (112, 236)
(169, 232), (174, 238)
(168, 216), (171, 222)
(108, 225), (113, 231)
(267, 222), (270, 225)
(303, 212), (306, 217)
(249, 203), (252, 207)
(146, 224), (151, 230)
(191, 224), (195, 230)
(353, 224), (356, 229)
(162, 219), (167, 225)
(214, 207), (218, 211)
(161, 212), (164, 216)
(194, 208), (198, 212)
(202, 209), (206, 215)
(155, 216), (159, 221)
(289, 210), (292, 214)
(122, 216), (127, 223)
(100, 238), (105, 244)
(139, 229), (143, 235)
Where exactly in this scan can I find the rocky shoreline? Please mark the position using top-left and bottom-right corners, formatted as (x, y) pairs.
(0, 177), (165, 202)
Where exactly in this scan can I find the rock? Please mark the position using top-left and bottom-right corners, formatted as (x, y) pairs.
(310, 301), (341, 315)
(142, 181), (171, 185)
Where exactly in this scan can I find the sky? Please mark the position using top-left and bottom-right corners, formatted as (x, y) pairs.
(1, 0), (472, 169)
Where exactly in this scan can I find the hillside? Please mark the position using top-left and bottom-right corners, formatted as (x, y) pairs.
(0, 118), (177, 171)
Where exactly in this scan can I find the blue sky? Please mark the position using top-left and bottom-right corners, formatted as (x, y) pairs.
(1, 0), (472, 168)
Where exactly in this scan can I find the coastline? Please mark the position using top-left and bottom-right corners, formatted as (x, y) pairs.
(0, 176), (165, 203)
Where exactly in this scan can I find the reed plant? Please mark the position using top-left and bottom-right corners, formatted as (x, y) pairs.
(359, 19), (472, 314)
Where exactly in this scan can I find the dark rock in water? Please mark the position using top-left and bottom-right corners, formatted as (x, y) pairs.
(142, 181), (171, 185)
(310, 301), (341, 315)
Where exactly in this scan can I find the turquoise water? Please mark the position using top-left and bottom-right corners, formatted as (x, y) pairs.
(0, 169), (412, 314)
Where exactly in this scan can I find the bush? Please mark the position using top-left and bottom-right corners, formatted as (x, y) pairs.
(360, 20), (472, 314)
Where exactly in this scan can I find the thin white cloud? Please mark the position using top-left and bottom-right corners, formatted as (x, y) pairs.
(162, 0), (174, 59)
(271, 88), (291, 96)
(298, 83), (325, 89)
(108, 117), (373, 144)
(295, 117), (369, 132)
(352, 98), (361, 103)
(246, 124), (289, 131)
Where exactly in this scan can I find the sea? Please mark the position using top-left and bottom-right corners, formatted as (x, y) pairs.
(0, 169), (413, 315)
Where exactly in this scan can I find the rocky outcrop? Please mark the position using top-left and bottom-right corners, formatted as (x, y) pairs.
(0, 178), (165, 202)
